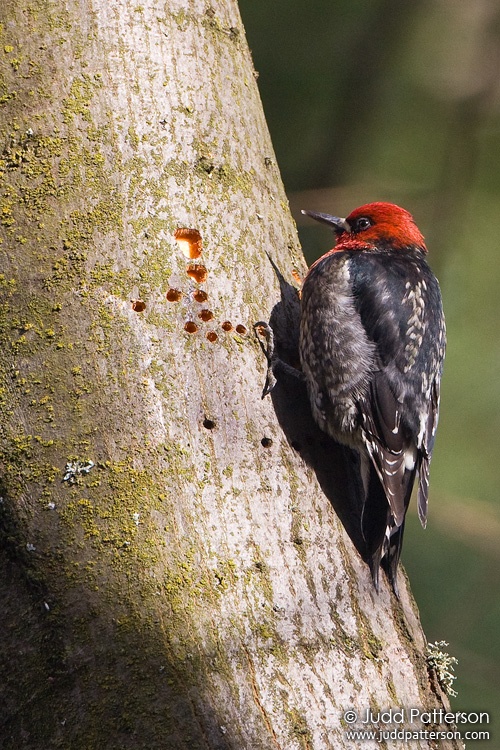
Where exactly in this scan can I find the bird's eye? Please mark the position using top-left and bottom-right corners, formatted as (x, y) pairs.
(355, 217), (372, 231)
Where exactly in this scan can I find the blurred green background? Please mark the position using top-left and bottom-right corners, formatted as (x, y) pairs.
(240, 0), (500, 740)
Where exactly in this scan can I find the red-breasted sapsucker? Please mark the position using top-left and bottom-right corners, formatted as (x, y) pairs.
(256, 201), (445, 594)
(299, 202), (446, 592)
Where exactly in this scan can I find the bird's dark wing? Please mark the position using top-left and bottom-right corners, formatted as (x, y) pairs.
(351, 250), (445, 594)
(359, 372), (415, 528)
(349, 252), (424, 526)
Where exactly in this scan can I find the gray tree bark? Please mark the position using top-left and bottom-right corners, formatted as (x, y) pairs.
(0, 1), (462, 748)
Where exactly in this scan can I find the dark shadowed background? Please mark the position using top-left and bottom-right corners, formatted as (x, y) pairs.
(240, 0), (500, 740)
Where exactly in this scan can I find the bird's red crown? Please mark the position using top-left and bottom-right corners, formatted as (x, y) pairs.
(338, 202), (427, 254)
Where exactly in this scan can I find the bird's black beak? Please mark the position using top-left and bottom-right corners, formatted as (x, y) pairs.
(301, 210), (350, 235)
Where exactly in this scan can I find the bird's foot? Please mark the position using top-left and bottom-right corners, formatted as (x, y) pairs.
(254, 321), (278, 398)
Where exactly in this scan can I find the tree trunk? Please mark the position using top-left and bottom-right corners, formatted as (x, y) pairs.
(0, 1), (462, 748)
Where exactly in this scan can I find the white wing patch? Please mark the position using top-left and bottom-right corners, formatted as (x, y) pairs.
(402, 279), (426, 373)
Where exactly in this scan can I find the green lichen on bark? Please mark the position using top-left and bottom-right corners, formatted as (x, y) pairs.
(1, 3), (252, 743)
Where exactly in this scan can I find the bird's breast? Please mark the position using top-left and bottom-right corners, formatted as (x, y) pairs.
(299, 254), (375, 443)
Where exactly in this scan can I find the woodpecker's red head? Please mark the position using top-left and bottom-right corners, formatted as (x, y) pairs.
(302, 202), (427, 254)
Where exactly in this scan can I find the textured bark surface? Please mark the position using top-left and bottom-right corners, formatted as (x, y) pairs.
(0, 1), (462, 748)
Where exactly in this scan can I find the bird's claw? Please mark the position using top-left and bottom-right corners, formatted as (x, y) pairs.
(254, 321), (278, 398)
(254, 321), (275, 362)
